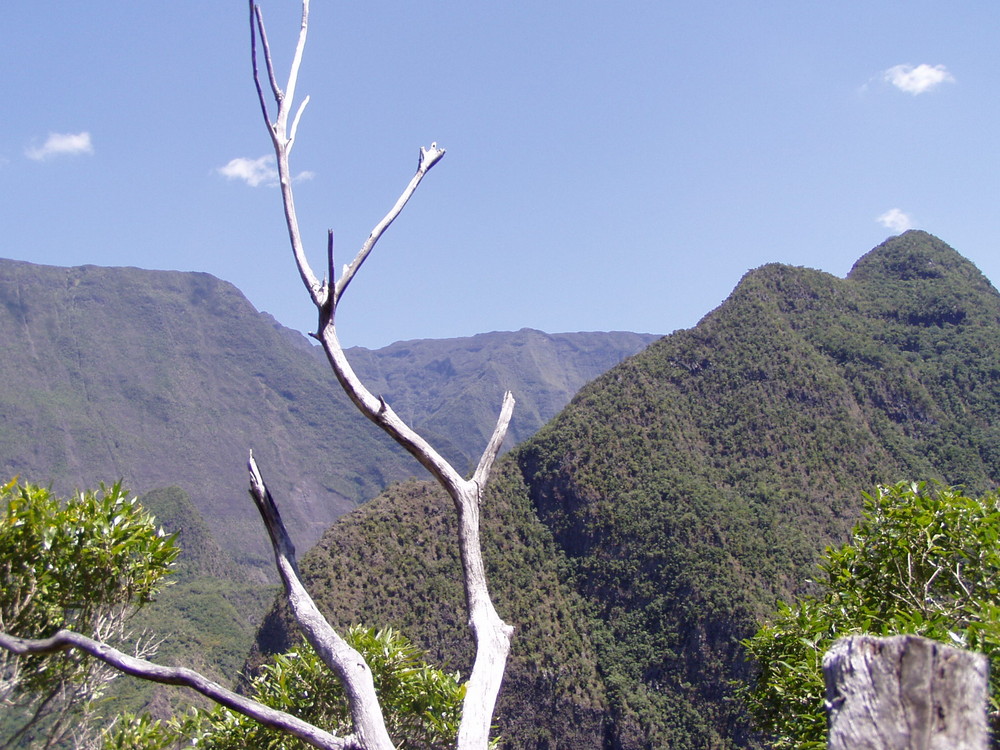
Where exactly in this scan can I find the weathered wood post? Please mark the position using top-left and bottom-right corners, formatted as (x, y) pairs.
(822, 634), (989, 750)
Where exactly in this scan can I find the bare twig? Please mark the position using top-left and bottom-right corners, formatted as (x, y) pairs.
(254, 6), (282, 104)
(0, 630), (354, 750)
(250, 4), (277, 127)
(473, 391), (516, 490)
(332, 143), (446, 307)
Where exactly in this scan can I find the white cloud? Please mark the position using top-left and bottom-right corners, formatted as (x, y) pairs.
(216, 155), (314, 187)
(217, 155), (278, 187)
(877, 208), (913, 233)
(25, 132), (94, 161)
(883, 64), (955, 95)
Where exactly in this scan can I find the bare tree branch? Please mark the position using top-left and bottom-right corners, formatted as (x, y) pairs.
(289, 95), (310, 153)
(251, 0), (325, 308)
(250, 4), (278, 126)
(0, 630), (354, 750)
(473, 391), (516, 490)
(247, 1), (517, 742)
(247, 453), (396, 750)
(281, 0), (310, 135)
(333, 143), (446, 307)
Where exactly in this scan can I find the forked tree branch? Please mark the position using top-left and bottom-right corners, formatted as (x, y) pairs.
(249, 0), (517, 745)
(0, 5), (516, 750)
(251, 0), (324, 307)
(0, 630), (353, 750)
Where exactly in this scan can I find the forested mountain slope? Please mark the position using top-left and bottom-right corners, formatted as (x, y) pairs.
(0, 261), (401, 575)
(0, 258), (655, 576)
(257, 231), (1000, 748)
(347, 329), (658, 472)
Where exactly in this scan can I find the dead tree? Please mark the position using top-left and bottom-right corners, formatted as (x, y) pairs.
(823, 634), (989, 750)
(0, 2), (515, 749)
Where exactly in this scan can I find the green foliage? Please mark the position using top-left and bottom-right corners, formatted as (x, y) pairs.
(256, 474), (611, 749)
(100, 712), (179, 750)
(259, 232), (1000, 749)
(91, 486), (277, 727)
(744, 481), (1000, 749)
(0, 477), (179, 747)
(1, 478), (180, 637)
(103, 625), (467, 750)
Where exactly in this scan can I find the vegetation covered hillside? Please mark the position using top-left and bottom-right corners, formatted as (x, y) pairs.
(256, 231), (1000, 748)
(0, 258), (655, 577)
(0, 261), (405, 577)
(347, 328), (658, 472)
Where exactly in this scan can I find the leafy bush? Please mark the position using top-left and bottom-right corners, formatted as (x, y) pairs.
(103, 625), (469, 750)
(1, 478), (179, 748)
(744, 481), (1000, 749)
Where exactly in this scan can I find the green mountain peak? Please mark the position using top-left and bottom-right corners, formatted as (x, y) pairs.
(849, 229), (992, 285)
(269, 233), (1000, 749)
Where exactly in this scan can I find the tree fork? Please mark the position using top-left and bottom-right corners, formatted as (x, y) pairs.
(0, 2), (516, 748)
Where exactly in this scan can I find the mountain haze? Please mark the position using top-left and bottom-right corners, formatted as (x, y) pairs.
(256, 231), (1000, 748)
(0, 257), (656, 574)
(347, 329), (658, 471)
(0, 256), (657, 729)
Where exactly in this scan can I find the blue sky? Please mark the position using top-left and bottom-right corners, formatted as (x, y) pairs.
(2, 2), (998, 349)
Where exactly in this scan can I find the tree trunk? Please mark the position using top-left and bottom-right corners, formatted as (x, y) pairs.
(823, 634), (989, 750)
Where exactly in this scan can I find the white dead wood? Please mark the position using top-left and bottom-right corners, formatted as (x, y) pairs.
(823, 634), (989, 750)
(248, 452), (396, 750)
(250, 0), (516, 746)
(0, 2), (515, 748)
(0, 630), (352, 750)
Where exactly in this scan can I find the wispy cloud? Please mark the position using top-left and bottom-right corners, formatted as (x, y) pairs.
(216, 155), (314, 187)
(25, 132), (94, 161)
(218, 155), (277, 187)
(883, 64), (955, 95)
(877, 208), (913, 233)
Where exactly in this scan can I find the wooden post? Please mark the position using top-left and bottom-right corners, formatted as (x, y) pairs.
(822, 634), (989, 750)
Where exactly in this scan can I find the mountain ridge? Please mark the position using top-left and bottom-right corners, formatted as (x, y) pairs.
(259, 230), (1000, 748)
(0, 255), (657, 573)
